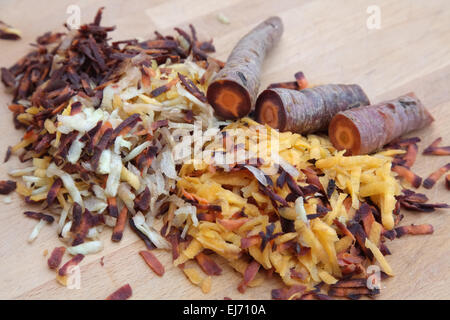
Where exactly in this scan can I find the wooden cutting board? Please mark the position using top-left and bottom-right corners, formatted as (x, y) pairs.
(0, 0), (449, 300)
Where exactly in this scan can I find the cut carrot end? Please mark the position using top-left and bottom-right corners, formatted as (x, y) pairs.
(207, 80), (251, 119)
(329, 114), (361, 155)
(260, 101), (279, 127)
(255, 89), (285, 130)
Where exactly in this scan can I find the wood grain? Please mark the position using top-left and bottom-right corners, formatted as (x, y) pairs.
(0, 0), (449, 300)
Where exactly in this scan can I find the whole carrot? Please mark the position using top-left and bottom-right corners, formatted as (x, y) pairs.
(329, 93), (434, 155)
(207, 17), (283, 120)
(255, 84), (369, 134)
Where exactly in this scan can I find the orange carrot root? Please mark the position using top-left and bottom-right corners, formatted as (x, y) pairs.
(257, 84), (369, 134)
(207, 17), (283, 119)
(329, 93), (434, 155)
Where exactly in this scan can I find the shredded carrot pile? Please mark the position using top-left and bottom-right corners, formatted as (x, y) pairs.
(2, 9), (225, 288)
(171, 118), (406, 298)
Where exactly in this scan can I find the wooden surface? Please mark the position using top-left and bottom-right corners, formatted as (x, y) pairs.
(0, 0), (449, 300)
